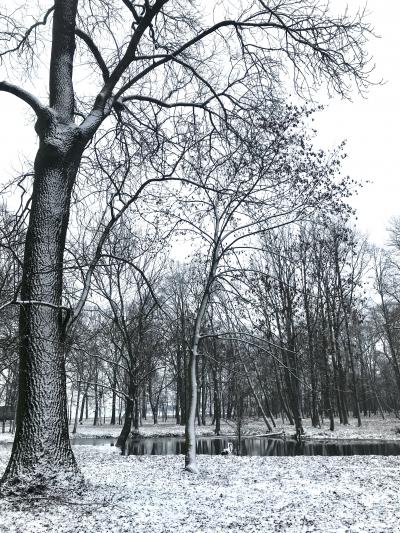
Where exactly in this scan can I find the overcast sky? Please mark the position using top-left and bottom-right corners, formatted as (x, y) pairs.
(0, 1), (398, 246)
(313, 0), (400, 245)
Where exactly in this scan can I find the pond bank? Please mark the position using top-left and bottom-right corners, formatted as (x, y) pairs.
(1, 415), (400, 444)
(69, 415), (400, 442)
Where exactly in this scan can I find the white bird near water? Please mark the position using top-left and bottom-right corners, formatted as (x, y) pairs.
(221, 442), (234, 455)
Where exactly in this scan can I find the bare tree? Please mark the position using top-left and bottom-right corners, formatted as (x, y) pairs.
(165, 104), (352, 471)
(0, 0), (373, 492)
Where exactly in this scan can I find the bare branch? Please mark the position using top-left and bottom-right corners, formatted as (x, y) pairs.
(0, 81), (46, 116)
(75, 28), (110, 82)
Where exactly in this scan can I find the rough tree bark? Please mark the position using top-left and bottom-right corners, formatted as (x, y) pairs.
(1, 126), (85, 490)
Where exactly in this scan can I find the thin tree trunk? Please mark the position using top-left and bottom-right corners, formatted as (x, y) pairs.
(212, 368), (221, 435)
(340, 292), (361, 427)
(201, 354), (207, 426)
(253, 361), (276, 428)
(72, 381), (82, 434)
(110, 367), (117, 425)
(93, 382), (99, 426)
(69, 387), (74, 424)
(274, 359), (294, 425)
(185, 340), (199, 472)
(184, 228), (220, 473)
(239, 352), (272, 432)
(133, 389), (140, 433)
(79, 390), (87, 423)
(321, 310), (335, 431)
(116, 383), (134, 449)
(196, 355), (201, 426)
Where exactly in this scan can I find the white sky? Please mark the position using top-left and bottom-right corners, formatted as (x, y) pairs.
(0, 1), (398, 246)
(313, 0), (400, 246)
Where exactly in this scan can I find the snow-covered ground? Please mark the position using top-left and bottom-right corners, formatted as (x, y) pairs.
(0, 432), (13, 443)
(1, 416), (400, 531)
(238, 415), (400, 441)
(298, 416), (400, 441)
(1, 446), (400, 532)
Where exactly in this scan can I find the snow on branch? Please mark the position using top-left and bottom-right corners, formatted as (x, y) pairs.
(75, 29), (110, 82)
(0, 81), (46, 116)
(0, 298), (70, 313)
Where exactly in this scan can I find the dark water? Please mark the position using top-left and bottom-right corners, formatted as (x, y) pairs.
(2, 436), (400, 456)
(117, 437), (400, 457)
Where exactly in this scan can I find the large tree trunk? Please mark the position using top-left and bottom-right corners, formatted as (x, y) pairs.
(1, 124), (84, 492)
(0, 0), (87, 494)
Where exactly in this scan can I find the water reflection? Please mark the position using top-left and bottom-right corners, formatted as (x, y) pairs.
(1, 435), (397, 457)
(122, 436), (400, 457)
